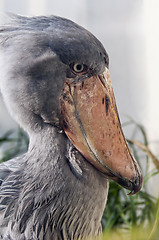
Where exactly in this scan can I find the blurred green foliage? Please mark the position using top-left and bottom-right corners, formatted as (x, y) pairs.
(0, 128), (28, 163)
(102, 120), (159, 239)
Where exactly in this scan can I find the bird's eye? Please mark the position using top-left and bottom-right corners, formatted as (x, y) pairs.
(69, 63), (88, 76)
(72, 63), (85, 73)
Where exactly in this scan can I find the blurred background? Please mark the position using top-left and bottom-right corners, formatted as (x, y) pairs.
(0, 0), (159, 196)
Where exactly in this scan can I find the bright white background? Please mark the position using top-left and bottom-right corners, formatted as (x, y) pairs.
(0, 0), (159, 195)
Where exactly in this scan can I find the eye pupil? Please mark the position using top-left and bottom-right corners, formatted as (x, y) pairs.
(76, 64), (82, 71)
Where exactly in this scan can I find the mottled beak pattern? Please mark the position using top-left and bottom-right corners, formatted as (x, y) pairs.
(61, 67), (142, 194)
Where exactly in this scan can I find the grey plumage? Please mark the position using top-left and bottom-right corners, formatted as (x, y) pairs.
(0, 128), (108, 239)
(0, 15), (108, 239)
(0, 14), (142, 240)
(0, 14), (107, 133)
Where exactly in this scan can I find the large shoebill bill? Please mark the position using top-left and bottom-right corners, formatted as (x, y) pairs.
(0, 14), (142, 240)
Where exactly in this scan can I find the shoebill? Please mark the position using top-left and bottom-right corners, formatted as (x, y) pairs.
(0, 14), (142, 240)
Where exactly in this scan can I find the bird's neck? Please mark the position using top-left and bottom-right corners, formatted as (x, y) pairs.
(28, 125), (67, 173)
(23, 125), (108, 239)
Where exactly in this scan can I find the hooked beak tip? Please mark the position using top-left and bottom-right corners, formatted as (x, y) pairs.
(128, 173), (143, 195)
(114, 169), (143, 195)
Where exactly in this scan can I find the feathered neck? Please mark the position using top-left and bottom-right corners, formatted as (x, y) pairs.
(16, 124), (109, 239)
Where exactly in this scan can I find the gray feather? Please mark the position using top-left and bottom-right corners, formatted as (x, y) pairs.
(0, 14), (109, 239)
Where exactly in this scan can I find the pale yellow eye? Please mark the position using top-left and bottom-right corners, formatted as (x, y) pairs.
(73, 63), (84, 73)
